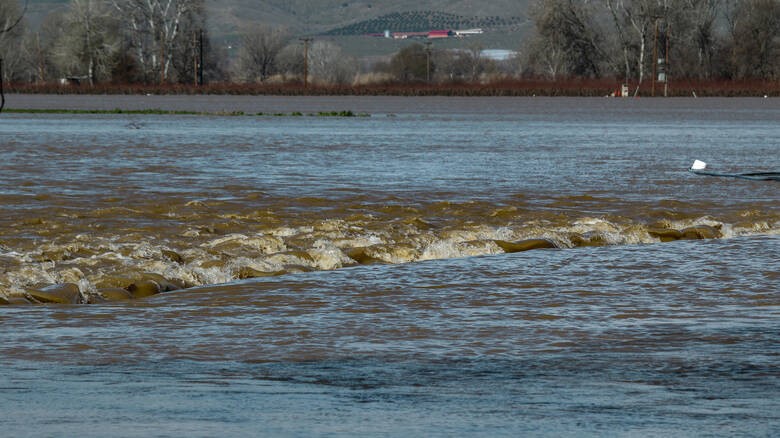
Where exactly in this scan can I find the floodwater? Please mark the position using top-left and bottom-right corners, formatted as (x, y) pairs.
(0, 96), (778, 436)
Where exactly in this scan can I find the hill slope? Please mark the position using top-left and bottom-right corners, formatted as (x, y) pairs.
(322, 10), (526, 35)
(208, 0), (529, 35)
(26, 0), (529, 36)
(24, 0), (532, 56)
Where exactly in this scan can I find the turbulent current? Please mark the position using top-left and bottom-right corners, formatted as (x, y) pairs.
(0, 96), (778, 436)
(0, 189), (775, 304)
(1, 96), (778, 305)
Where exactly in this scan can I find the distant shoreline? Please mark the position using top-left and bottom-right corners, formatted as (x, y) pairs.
(4, 93), (776, 118)
(3, 107), (370, 118)
(4, 79), (779, 100)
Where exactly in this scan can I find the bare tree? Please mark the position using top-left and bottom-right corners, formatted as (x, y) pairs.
(27, 11), (66, 84)
(389, 43), (431, 82)
(275, 42), (304, 81)
(111, 0), (204, 83)
(527, 0), (605, 79)
(430, 47), (494, 83)
(605, 0), (668, 86)
(307, 40), (356, 85)
(640, 1), (721, 81)
(54, 0), (120, 85)
(524, 35), (567, 79)
(464, 43), (496, 81)
(725, 0), (780, 79)
(1, 0), (28, 68)
(686, 0), (721, 78)
(605, 0), (633, 81)
(0, 0), (26, 34)
(233, 24), (290, 83)
(1, 0), (29, 111)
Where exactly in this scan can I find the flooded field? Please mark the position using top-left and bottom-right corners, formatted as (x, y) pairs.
(1, 96), (778, 436)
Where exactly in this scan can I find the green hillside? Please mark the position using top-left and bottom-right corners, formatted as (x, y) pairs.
(25, 0), (529, 35)
(322, 11), (526, 35)
(23, 0), (531, 56)
(210, 0), (529, 33)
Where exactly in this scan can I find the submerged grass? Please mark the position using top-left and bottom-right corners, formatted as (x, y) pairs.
(5, 108), (202, 115)
(6, 108), (371, 117)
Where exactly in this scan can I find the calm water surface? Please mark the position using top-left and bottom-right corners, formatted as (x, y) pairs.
(0, 97), (778, 436)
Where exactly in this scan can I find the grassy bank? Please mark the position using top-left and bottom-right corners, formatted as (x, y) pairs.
(5, 79), (780, 97)
(4, 108), (370, 117)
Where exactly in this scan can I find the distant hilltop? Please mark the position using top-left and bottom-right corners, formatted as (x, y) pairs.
(322, 11), (525, 36)
(24, 1), (530, 39)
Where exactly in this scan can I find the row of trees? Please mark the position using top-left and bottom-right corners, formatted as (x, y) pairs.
(1, 0), (779, 87)
(0, 0), (495, 86)
(524, 0), (780, 82)
(232, 27), (507, 85)
(1, 0), (222, 84)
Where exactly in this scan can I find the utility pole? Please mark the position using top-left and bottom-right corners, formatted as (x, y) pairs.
(300, 37), (312, 88)
(160, 30), (166, 84)
(193, 31), (198, 86)
(198, 29), (204, 86)
(425, 41), (432, 83)
(0, 58), (5, 113)
(193, 29), (204, 86)
(652, 18), (659, 97)
(664, 27), (670, 97)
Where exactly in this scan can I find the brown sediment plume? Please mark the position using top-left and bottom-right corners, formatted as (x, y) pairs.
(25, 283), (84, 304)
(346, 247), (385, 265)
(0, 193), (776, 306)
(648, 224), (722, 242)
(126, 280), (162, 298)
(140, 273), (186, 292)
(568, 233), (609, 247)
(494, 239), (558, 253)
(681, 225), (723, 240)
(95, 288), (134, 302)
(161, 249), (185, 264)
(237, 266), (286, 279)
(1, 296), (34, 305)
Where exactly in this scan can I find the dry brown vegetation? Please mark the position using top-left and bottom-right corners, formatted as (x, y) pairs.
(6, 78), (779, 97)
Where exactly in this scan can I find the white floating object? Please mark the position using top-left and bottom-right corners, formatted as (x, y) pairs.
(691, 160), (707, 170)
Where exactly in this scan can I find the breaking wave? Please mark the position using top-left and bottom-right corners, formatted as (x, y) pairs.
(1, 194), (777, 305)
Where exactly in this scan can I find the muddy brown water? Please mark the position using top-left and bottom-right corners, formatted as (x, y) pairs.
(0, 95), (778, 436)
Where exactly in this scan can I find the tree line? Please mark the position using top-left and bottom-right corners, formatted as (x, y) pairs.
(1, 0), (779, 87)
(1, 0), (219, 84)
(524, 0), (780, 83)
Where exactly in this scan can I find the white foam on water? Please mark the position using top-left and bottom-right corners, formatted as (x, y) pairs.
(205, 234), (250, 248)
(311, 241), (354, 270)
(265, 252), (314, 268)
(55, 267), (86, 284)
(6, 264), (57, 294)
(271, 226), (313, 237)
(419, 239), (501, 261)
(188, 265), (235, 286)
(363, 244), (420, 264)
(130, 242), (160, 259)
(2, 208), (779, 301)
(77, 277), (96, 295)
(330, 235), (386, 248)
(419, 240), (463, 261)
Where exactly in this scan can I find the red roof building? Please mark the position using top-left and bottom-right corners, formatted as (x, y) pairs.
(428, 30), (451, 39)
